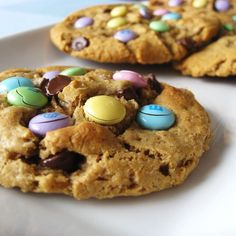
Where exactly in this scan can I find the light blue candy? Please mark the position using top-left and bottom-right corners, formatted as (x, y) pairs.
(232, 15), (236, 22)
(136, 104), (175, 130)
(161, 12), (182, 21)
(0, 76), (34, 94)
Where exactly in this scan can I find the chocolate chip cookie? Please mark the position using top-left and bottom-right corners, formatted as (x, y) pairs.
(0, 66), (212, 200)
(175, 13), (236, 77)
(50, 4), (220, 64)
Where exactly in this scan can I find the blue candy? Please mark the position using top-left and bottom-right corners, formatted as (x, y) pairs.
(0, 76), (34, 94)
(161, 12), (182, 21)
(136, 104), (175, 130)
(232, 15), (236, 22)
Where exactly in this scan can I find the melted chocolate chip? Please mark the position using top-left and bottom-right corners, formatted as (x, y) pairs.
(117, 87), (139, 102)
(40, 151), (85, 173)
(40, 78), (49, 95)
(44, 75), (71, 96)
(72, 37), (89, 51)
(159, 164), (170, 176)
(22, 155), (40, 165)
(145, 74), (162, 94)
(178, 37), (198, 53)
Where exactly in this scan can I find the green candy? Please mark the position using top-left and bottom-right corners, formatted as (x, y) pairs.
(60, 67), (87, 76)
(149, 21), (169, 32)
(7, 87), (48, 109)
(232, 15), (236, 22)
(223, 24), (234, 31)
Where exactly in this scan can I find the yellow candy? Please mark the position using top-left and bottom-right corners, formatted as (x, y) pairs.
(107, 17), (127, 28)
(84, 95), (126, 125)
(111, 6), (127, 17)
(192, 0), (208, 8)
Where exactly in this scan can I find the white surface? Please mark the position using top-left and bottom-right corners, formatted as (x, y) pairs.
(0, 26), (236, 236)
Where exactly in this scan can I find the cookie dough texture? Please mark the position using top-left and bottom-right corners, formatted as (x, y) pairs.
(0, 67), (212, 200)
(175, 35), (236, 77)
(50, 4), (220, 64)
(175, 13), (236, 77)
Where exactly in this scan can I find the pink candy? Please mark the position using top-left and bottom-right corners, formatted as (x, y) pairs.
(153, 8), (169, 16)
(113, 70), (147, 88)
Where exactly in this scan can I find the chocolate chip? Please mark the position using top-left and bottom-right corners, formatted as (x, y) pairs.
(117, 87), (139, 102)
(42, 75), (71, 96)
(40, 78), (49, 94)
(178, 37), (198, 53)
(40, 151), (85, 173)
(72, 37), (89, 51)
(159, 164), (170, 176)
(22, 155), (40, 165)
(145, 74), (162, 94)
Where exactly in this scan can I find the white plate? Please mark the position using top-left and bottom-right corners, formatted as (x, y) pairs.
(0, 25), (236, 236)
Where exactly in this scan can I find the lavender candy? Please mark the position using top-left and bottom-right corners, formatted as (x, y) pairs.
(72, 37), (89, 51)
(43, 71), (60, 80)
(214, 0), (231, 11)
(29, 112), (73, 137)
(114, 29), (137, 43)
(74, 16), (94, 28)
(168, 0), (183, 7)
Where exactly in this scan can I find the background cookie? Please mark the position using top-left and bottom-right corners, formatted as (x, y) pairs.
(0, 66), (212, 199)
(50, 4), (220, 64)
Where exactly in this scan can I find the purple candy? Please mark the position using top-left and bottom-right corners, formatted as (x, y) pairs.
(72, 37), (89, 51)
(29, 112), (73, 137)
(74, 16), (94, 28)
(214, 0), (230, 11)
(114, 29), (138, 43)
(153, 8), (169, 16)
(43, 71), (60, 80)
(168, 0), (183, 7)
(139, 6), (152, 19)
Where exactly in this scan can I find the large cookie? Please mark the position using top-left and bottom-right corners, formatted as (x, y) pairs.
(50, 4), (220, 64)
(175, 13), (236, 77)
(0, 66), (212, 200)
(149, 0), (234, 11)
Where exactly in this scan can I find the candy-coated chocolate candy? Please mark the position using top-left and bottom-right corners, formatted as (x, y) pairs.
(139, 6), (152, 19)
(84, 95), (126, 125)
(192, 0), (208, 8)
(7, 87), (48, 109)
(149, 21), (169, 32)
(162, 12), (182, 21)
(223, 24), (234, 31)
(60, 67), (87, 76)
(111, 6), (127, 17)
(0, 76), (34, 94)
(114, 29), (137, 43)
(136, 104), (175, 130)
(214, 0), (230, 11)
(107, 17), (127, 28)
(72, 37), (89, 51)
(168, 0), (183, 7)
(232, 15), (236, 22)
(43, 71), (60, 80)
(113, 70), (147, 88)
(29, 112), (73, 137)
(74, 17), (94, 28)
(153, 9), (169, 16)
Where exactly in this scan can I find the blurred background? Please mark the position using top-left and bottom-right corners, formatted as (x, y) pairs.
(0, 0), (142, 38)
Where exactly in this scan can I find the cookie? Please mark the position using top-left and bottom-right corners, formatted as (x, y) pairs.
(50, 4), (220, 64)
(0, 66), (212, 200)
(149, 0), (233, 11)
(175, 9), (236, 77)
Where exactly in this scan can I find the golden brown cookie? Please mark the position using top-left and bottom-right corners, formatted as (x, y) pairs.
(175, 12), (236, 77)
(0, 66), (212, 200)
(50, 4), (220, 64)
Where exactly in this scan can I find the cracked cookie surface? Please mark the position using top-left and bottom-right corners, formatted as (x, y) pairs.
(0, 66), (212, 200)
(50, 4), (220, 64)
